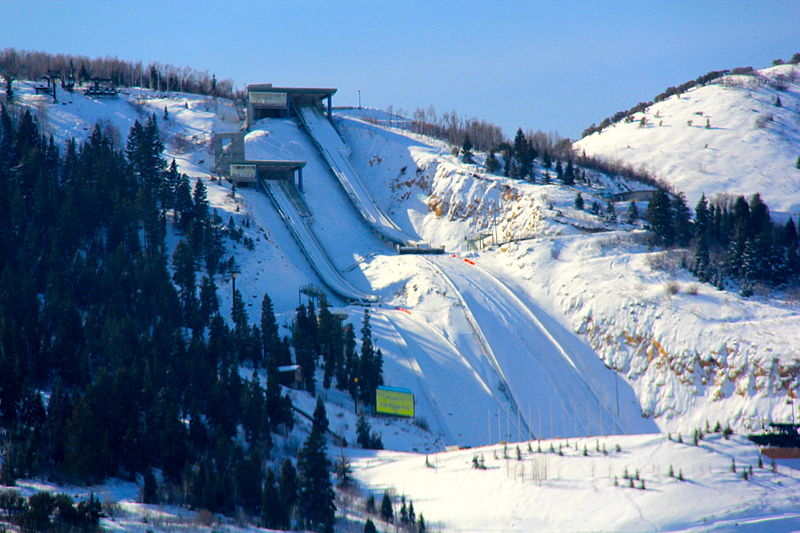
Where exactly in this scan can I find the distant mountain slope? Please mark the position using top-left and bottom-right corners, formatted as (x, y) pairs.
(575, 64), (800, 214)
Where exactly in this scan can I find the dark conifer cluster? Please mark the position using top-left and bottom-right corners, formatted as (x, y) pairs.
(646, 190), (800, 293)
(293, 303), (384, 412)
(0, 105), (350, 529)
(487, 128), (584, 187)
(0, 489), (102, 531)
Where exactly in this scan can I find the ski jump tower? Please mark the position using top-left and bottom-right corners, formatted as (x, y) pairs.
(245, 84), (335, 130)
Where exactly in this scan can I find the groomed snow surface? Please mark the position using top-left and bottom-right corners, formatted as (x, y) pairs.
(351, 434), (800, 533)
(5, 79), (800, 531)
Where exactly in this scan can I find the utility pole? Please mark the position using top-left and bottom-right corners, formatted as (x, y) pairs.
(231, 269), (239, 300)
(358, 89), (361, 109)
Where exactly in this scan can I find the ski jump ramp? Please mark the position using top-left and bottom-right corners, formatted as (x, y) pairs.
(260, 176), (378, 304)
(297, 105), (428, 249)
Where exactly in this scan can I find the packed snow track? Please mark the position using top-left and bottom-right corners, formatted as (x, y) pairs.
(297, 105), (424, 247)
(430, 254), (653, 438)
(260, 177), (378, 304)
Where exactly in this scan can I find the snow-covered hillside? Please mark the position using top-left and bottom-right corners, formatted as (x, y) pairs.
(575, 64), (800, 215)
(352, 433), (800, 532)
(7, 77), (800, 531)
(13, 79), (800, 437)
(337, 110), (800, 434)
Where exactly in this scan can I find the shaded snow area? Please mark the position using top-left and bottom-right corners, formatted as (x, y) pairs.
(337, 110), (800, 435)
(351, 434), (800, 532)
(575, 64), (800, 215)
(7, 80), (800, 531)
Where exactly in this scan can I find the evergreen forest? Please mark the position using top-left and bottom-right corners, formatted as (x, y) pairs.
(0, 105), (383, 531)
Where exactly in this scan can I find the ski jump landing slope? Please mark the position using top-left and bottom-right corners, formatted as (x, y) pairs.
(297, 105), (423, 247)
(369, 307), (516, 447)
(260, 177), (378, 304)
(430, 255), (656, 438)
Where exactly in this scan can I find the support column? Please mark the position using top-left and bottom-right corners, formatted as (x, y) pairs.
(297, 167), (304, 192)
(327, 96), (332, 119)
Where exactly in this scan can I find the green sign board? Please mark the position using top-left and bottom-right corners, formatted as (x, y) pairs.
(376, 386), (415, 418)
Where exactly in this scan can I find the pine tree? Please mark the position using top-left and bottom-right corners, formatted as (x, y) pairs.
(142, 467), (158, 504)
(337, 324), (356, 393)
(190, 178), (210, 254)
(563, 160), (575, 186)
(312, 397), (329, 438)
(297, 420), (335, 532)
(174, 172), (193, 232)
(318, 295), (338, 389)
(606, 201), (617, 222)
(503, 150), (513, 177)
(513, 128), (532, 178)
(542, 150), (551, 169)
(293, 302), (317, 393)
(260, 292), (280, 366)
(694, 234), (711, 282)
(279, 458), (298, 521)
(461, 134), (474, 164)
(485, 150), (500, 174)
(262, 468), (287, 530)
(671, 192), (692, 246)
(358, 309), (383, 405)
(198, 276), (219, 326)
(694, 193), (710, 241)
(626, 200), (639, 224)
(647, 189), (675, 246)
(782, 218), (798, 248)
(400, 496), (408, 523)
(740, 239), (757, 296)
(159, 403), (188, 484)
(172, 240), (196, 320)
(380, 492), (394, 523)
(574, 192), (584, 210)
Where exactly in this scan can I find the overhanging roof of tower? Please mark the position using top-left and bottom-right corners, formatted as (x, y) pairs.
(242, 160), (306, 171)
(247, 84), (337, 106)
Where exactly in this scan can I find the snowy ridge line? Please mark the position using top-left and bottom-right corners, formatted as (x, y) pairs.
(372, 309), (457, 445)
(473, 262), (624, 434)
(296, 105), (423, 247)
(259, 177), (378, 304)
(422, 257), (533, 439)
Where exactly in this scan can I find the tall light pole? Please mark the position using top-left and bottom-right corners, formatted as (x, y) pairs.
(353, 376), (359, 414)
(358, 90), (361, 109)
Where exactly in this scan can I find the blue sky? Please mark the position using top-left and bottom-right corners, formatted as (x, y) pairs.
(3, 1), (799, 139)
